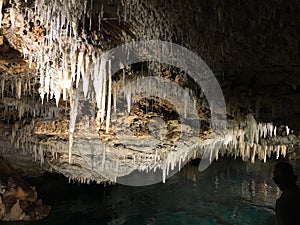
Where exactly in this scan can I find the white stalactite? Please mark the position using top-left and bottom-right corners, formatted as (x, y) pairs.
(113, 81), (118, 114)
(106, 60), (112, 133)
(1, 78), (4, 98)
(286, 126), (290, 136)
(10, 7), (16, 28)
(68, 87), (79, 164)
(0, 0), (3, 28)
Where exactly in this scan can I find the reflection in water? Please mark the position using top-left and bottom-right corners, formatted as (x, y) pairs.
(23, 158), (299, 225)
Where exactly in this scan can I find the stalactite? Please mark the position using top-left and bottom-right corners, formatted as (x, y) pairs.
(106, 60), (112, 133)
(281, 145), (287, 157)
(245, 114), (257, 147)
(286, 126), (290, 136)
(16, 79), (22, 99)
(0, 0), (3, 28)
(276, 145), (280, 159)
(1, 78), (4, 98)
(267, 123), (273, 137)
(101, 145), (106, 171)
(126, 92), (131, 113)
(33, 144), (37, 162)
(100, 56), (107, 123)
(113, 81), (118, 114)
(10, 7), (16, 28)
(183, 91), (188, 118)
(263, 146), (267, 163)
(39, 144), (44, 166)
(68, 87), (79, 164)
(251, 144), (257, 163)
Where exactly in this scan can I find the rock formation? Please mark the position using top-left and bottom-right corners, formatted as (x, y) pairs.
(0, 2), (299, 218)
(0, 158), (50, 221)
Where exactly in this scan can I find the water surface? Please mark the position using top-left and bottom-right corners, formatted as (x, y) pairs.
(23, 158), (300, 225)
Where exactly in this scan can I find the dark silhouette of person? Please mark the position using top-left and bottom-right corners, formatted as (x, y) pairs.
(273, 162), (300, 225)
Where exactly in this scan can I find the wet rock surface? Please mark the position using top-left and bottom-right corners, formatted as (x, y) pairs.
(0, 158), (50, 221)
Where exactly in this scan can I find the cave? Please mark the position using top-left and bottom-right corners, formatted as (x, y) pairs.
(0, 0), (299, 224)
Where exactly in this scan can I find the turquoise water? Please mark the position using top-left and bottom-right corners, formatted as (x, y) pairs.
(23, 158), (300, 225)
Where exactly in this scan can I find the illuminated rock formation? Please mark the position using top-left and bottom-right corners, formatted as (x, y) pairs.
(0, 0), (298, 190)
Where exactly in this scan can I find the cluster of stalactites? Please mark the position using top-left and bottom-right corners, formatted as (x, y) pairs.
(159, 114), (293, 182)
(0, 77), (34, 100)
(4, 0), (176, 138)
(219, 114), (291, 163)
(5, 0), (114, 165)
(3, 0), (96, 105)
(0, 76), (62, 121)
(68, 176), (115, 185)
(11, 121), (46, 166)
